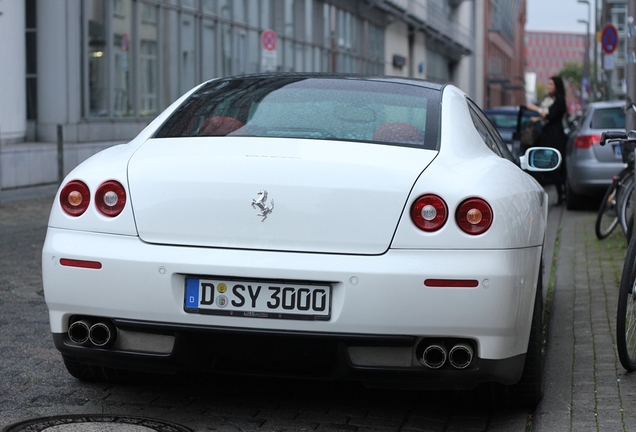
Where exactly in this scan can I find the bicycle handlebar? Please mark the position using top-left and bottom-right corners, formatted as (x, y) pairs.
(600, 131), (629, 146)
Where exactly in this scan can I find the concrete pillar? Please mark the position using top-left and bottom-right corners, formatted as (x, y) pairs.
(36, 0), (82, 142)
(0, 0), (27, 143)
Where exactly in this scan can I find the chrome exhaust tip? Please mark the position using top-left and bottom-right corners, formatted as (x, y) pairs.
(88, 320), (117, 347)
(68, 319), (92, 345)
(449, 343), (474, 369)
(421, 344), (448, 369)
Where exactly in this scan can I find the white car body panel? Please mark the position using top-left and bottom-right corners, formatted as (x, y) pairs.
(127, 138), (436, 254)
(43, 227), (540, 360)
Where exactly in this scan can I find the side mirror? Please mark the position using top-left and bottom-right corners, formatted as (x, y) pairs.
(519, 147), (562, 172)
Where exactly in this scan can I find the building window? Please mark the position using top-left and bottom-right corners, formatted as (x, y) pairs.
(83, 0), (384, 120)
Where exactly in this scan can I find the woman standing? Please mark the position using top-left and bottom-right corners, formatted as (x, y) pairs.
(526, 76), (569, 204)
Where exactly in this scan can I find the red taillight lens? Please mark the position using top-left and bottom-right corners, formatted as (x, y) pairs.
(60, 258), (102, 269)
(456, 198), (493, 235)
(574, 134), (601, 149)
(60, 180), (90, 216)
(95, 180), (126, 217)
(410, 194), (448, 232)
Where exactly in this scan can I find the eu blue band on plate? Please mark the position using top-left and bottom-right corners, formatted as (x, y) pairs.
(185, 278), (199, 308)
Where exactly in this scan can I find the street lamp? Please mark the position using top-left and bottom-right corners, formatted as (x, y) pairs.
(578, 0), (592, 101)
(578, 18), (590, 103)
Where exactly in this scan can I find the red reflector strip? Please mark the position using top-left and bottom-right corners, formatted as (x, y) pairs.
(424, 279), (479, 288)
(59, 258), (102, 269)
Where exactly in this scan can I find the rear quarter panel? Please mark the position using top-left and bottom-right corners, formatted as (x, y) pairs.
(391, 87), (548, 250)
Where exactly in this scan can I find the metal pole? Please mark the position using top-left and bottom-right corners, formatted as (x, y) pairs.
(628, 3), (636, 131)
(57, 124), (64, 185)
(579, 0), (591, 102)
(594, 0), (599, 101)
(627, 0), (636, 235)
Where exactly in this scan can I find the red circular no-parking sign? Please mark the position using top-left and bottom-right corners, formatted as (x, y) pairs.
(261, 29), (278, 51)
(602, 23), (618, 55)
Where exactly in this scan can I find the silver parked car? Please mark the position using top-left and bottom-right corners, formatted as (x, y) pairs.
(566, 100), (626, 209)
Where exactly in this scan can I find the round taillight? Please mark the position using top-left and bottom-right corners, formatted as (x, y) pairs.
(95, 180), (126, 217)
(456, 198), (493, 235)
(60, 180), (90, 216)
(410, 194), (448, 232)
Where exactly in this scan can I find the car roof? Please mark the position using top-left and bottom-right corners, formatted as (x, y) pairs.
(586, 100), (626, 109)
(483, 106), (539, 116)
(211, 72), (446, 91)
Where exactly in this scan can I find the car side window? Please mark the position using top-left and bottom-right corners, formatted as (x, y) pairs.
(466, 100), (515, 163)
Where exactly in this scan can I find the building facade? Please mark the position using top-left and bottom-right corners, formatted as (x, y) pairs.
(600, 0), (627, 100)
(481, 0), (527, 109)
(0, 0), (532, 194)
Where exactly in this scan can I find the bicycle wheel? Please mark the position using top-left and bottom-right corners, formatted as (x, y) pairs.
(618, 175), (635, 239)
(595, 181), (619, 239)
(617, 232), (636, 371)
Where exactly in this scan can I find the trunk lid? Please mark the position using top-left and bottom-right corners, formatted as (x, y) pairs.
(127, 137), (436, 254)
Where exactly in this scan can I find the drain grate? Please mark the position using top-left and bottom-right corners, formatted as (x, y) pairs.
(3, 415), (192, 432)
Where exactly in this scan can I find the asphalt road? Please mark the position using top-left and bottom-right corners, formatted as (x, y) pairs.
(1, 192), (631, 431)
(0, 196), (534, 431)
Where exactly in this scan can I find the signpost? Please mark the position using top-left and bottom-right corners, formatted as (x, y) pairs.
(261, 29), (278, 72)
(601, 23), (618, 54)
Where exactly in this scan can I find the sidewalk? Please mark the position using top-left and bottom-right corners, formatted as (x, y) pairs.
(535, 196), (636, 431)
(0, 141), (123, 203)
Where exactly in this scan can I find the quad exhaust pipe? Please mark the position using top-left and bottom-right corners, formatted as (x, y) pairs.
(419, 340), (474, 369)
(68, 318), (117, 347)
(422, 344), (447, 369)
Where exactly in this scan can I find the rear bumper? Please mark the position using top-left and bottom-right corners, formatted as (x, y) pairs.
(52, 321), (526, 388)
(43, 227), (541, 386)
(567, 158), (624, 196)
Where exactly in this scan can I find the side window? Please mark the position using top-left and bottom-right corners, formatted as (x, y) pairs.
(467, 99), (515, 163)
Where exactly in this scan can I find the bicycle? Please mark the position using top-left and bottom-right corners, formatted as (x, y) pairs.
(595, 137), (634, 240)
(596, 101), (636, 241)
(609, 128), (636, 371)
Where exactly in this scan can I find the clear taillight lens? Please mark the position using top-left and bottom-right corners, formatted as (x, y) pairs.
(456, 198), (493, 235)
(60, 180), (90, 216)
(410, 194), (448, 232)
(95, 180), (126, 217)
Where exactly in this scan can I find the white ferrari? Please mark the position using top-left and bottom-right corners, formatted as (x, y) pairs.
(42, 74), (560, 407)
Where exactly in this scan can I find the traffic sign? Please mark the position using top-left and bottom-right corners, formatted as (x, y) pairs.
(601, 23), (619, 55)
(261, 29), (278, 51)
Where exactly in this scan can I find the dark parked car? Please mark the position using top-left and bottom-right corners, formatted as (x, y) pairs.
(484, 106), (541, 157)
(566, 100), (627, 209)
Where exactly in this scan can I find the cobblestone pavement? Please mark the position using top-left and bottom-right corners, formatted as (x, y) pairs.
(1, 194), (634, 431)
(534, 206), (636, 431)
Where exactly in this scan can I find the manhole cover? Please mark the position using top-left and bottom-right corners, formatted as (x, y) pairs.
(3, 415), (192, 432)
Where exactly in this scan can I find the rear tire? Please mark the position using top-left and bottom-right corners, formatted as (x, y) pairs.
(488, 265), (543, 408)
(617, 234), (636, 371)
(618, 177), (635, 241)
(595, 182), (619, 239)
(566, 180), (585, 210)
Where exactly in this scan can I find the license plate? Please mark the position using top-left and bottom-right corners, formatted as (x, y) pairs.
(184, 277), (332, 320)
(614, 144), (622, 156)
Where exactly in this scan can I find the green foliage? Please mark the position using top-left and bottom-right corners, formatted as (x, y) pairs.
(559, 62), (583, 98)
(536, 82), (546, 102)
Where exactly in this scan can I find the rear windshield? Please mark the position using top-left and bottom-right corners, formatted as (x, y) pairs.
(155, 76), (440, 150)
(590, 107), (625, 129)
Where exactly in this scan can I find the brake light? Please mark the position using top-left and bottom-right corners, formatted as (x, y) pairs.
(574, 134), (601, 149)
(60, 180), (90, 216)
(95, 180), (127, 217)
(410, 194), (448, 232)
(456, 198), (493, 235)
